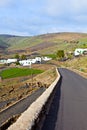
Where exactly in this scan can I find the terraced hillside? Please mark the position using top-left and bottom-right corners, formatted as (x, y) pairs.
(0, 33), (87, 56)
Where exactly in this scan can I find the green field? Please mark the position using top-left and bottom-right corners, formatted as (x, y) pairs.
(0, 68), (43, 79)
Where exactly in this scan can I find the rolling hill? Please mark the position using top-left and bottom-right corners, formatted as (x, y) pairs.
(0, 32), (87, 57)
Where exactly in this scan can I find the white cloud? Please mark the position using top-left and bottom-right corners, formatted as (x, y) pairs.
(45, 0), (87, 16)
(0, 0), (87, 35)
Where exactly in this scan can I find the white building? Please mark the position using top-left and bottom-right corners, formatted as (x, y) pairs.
(0, 59), (17, 64)
(35, 57), (42, 63)
(19, 57), (42, 66)
(6, 59), (17, 64)
(0, 59), (7, 64)
(42, 57), (52, 61)
(28, 59), (37, 64)
(74, 48), (87, 56)
(19, 60), (31, 66)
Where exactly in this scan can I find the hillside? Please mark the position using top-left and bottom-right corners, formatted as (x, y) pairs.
(0, 32), (87, 56)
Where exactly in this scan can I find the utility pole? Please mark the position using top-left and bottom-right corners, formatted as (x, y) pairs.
(30, 63), (33, 87)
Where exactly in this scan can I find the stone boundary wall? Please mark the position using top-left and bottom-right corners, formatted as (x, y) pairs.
(7, 68), (60, 130)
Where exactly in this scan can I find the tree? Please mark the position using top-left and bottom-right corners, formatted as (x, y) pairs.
(21, 54), (26, 60)
(0, 55), (1, 60)
(14, 54), (20, 60)
(56, 50), (65, 60)
(16, 61), (20, 65)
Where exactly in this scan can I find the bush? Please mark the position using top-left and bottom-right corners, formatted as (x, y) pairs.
(56, 50), (65, 60)
(16, 61), (20, 65)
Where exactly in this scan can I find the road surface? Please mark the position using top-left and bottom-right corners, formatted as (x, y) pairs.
(41, 68), (87, 130)
(0, 87), (45, 128)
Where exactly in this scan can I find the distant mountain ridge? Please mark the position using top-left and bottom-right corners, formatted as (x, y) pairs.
(0, 34), (17, 37)
(0, 34), (27, 49)
(0, 32), (87, 56)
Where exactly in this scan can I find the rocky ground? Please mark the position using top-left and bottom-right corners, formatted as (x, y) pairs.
(0, 64), (57, 111)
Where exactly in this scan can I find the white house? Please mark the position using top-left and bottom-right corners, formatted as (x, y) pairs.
(0, 59), (17, 64)
(42, 57), (52, 61)
(35, 57), (42, 63)
(19, 60), (31, 66)
(27, 59), (37, 64)
(74, 48), (87, 56)
(19, 57), (42, 66)
(0, 60), (7, 64)
(6, 59), (17, 64)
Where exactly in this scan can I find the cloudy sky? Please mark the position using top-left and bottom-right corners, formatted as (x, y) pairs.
(0, 0), (87, 36)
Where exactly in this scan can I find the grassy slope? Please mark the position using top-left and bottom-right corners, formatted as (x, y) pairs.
(0, 39), (8, 49)
(0, 32), (87, 57)
(63, 56), (87, 70)
(4, 36), (44, 50)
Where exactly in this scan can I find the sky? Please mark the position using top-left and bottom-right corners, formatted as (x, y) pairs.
(0, 0), (87, 36)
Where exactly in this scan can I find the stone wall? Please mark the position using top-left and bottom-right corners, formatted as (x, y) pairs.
(7, 68), (60, 130)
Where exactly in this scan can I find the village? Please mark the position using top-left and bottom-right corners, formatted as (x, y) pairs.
(0, 48), (87, 69)
(0, 56), (52, 67)
(0, 48), (87, 66)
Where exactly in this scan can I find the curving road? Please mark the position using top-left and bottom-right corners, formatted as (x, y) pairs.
(41, 68), (87, 130)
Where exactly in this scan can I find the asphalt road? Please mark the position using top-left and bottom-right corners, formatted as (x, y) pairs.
(41, 68), (87, 130)
(0, 87), (45, 128)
